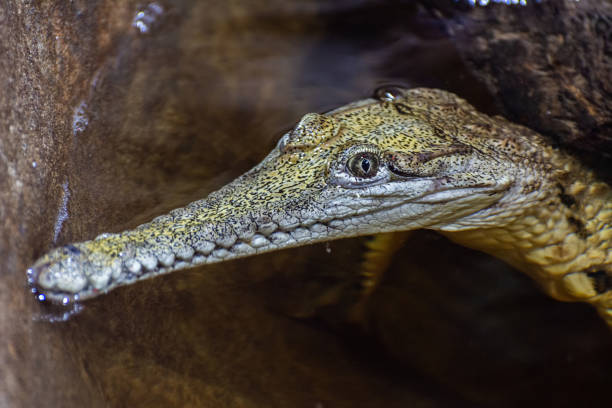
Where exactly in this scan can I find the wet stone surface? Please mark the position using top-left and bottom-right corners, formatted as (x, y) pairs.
(0, 1), (610, 407)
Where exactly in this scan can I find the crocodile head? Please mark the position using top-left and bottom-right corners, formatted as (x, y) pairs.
(226, 86), (536, 238)
(30, 87), (550, 303)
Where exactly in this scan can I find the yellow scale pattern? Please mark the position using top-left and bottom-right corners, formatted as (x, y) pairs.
(445, 177), (611, 321)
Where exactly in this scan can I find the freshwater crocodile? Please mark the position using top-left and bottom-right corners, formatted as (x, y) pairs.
(28, 87), (612, 327)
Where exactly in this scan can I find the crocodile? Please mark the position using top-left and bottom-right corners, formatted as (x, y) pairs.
(28, 87), (612, 327)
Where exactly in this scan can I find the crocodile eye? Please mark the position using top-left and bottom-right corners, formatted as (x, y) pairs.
(347, 152), (379, 178)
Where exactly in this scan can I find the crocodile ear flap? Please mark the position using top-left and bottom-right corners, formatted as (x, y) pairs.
(280, 113), (341, 153)
(385, 144), (471, 178)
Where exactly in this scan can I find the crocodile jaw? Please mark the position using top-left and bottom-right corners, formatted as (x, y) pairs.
(29, 153), (508, 304)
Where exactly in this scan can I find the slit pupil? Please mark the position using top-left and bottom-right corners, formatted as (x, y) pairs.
(347, 151), (379, 178)
(361, 158), (370, 174)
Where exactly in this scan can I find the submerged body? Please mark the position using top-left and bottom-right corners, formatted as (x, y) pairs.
(29, 88), (612, 326)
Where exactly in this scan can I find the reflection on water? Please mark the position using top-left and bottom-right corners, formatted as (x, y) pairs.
(8, 1), (611, 407)
(71, 101), (89, 137)
(461, 0), (536, 6)
(52, 180), (70, 244)
(132, 3), (165, 34)
(33, 301), (84, 323)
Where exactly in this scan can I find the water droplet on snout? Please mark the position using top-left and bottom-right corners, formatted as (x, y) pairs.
(132, 3), (164, 34)
(27, 268), (37, 286)
(325, 242), (332, 254)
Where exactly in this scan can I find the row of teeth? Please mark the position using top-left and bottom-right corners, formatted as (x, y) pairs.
(121, 222), (331, 270)
(75, 218), (341, 296)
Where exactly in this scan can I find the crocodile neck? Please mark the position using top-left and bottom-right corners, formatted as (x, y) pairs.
(443, 169), (612, 307)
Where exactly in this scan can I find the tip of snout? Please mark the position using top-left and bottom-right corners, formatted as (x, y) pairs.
(27, 265), (87, 322)
(27, 264), (83, 306)
(26, 245), (90, 306)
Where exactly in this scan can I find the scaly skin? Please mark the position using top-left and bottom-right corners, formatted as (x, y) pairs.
(28, 88), (612, 326)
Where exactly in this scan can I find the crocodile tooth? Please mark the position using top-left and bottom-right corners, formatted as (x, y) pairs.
(125, 259), (142, 275)
(212, 248), (230, 259)
(232, 242), (256, 255)
(250, 235), (270, 248)
(158, 252), (175, 267)
(270, 231), (293, 245)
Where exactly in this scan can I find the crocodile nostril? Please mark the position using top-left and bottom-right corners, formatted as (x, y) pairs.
(64, 244), (81, 255)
